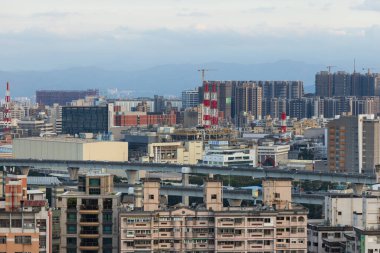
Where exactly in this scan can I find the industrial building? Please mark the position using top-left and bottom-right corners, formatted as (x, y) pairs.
(13, 137), (128, 161)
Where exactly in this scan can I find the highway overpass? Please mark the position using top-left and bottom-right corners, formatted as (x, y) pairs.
(0, 158), (376, 184)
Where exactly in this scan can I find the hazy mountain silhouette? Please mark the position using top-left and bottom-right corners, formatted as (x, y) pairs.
(0, 60), (323, 98)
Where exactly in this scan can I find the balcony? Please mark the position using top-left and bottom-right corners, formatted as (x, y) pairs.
(79, 245), (100, 251)
(79, 230), (100, 238)
(79, 205), (100, 214)
(79, 218), (100, 226)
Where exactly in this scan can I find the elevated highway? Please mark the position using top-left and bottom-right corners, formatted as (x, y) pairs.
(0, 158), (376, 184)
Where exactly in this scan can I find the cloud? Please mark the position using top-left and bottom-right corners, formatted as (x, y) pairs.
(242, 6), (276, 13)
(31, 11), (79, 18)
(354, 0), (380, 11)
(177, 11), (208, 17)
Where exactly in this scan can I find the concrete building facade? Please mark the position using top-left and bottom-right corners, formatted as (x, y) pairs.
(119, 178), (308, 253)
(58, 172), (122, 253)
(13, 137), (128, 161)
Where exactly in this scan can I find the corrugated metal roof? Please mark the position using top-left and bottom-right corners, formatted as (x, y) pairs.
(27, 176), (61, 186)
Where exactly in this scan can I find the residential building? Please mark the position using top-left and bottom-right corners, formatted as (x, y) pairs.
(154, 95), (165, 113)
(17, 119), (54, 137)
(327, 114), (380, 173)
(182, 89), (199, 109)
(143, 141), (203, 164)
(119, 177), (308, 252)
(58, 171), (122, 253)
(0, 173), (52, 253)
(234, 82), (263, 126)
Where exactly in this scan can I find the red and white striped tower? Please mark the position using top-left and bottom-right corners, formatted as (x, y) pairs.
(210, 82), (218, 127)
(280, 112), (287, 133)
(203, 82), (211, 128)
(4, 82), (11, 132)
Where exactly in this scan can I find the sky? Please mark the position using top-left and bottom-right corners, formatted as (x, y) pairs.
(1, 0), (380, 71)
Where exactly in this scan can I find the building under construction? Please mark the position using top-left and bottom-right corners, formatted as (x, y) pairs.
(36, 89), (99, 106)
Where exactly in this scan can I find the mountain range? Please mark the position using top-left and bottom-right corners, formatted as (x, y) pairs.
(0, 60), (324, 98)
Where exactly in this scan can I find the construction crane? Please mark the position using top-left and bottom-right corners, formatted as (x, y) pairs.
(197, 69), (216, 83)
(326, 65), (336, 97)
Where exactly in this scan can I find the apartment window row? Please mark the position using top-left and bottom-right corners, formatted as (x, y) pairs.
(15, 236), (32, 244)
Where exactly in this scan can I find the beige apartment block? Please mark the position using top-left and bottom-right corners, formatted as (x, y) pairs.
(13, 137), (128, 161)
(120, 177), (308, 253)
(146, 141), (203, 164)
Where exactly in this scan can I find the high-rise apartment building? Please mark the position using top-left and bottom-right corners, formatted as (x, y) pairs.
(154, 95), (165, 113)
(316, 71), (380, 97)
(234, 82), (262, 126)
(181, 89), (199, 109)
(58, 172), (122, 253)
(120, 177), (308, 252)
(36, 89), (99, 106)
(261, 81), (304, 99)
(327, 114), (380, 173)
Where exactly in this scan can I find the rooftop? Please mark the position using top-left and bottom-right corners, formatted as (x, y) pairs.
(27, 176), (62, 186)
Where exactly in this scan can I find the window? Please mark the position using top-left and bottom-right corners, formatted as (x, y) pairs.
(211, 194), (217, 200)
(67, 213), (77, 222)
(334, 233), (341, 238)
(37, 219), (47, 232)
(338, 211), (342, 215)
(39, 236), (46, 249)
(67, 198), (77, 209)
(67, 237), (77, 246)
(89, 178), (100, 187)
(103, 214), (112, 222)
(0, 236), (6, 244)
(67, 224), (77, 234)
(0, 220), (9, 227)
(322, 233), (328, 238)
(149, 195), (154, 200)
(103, 199), (113, 210)
(275, 193), (281, 198)
(11, 219), (22, 228)
(15, 236), (31, 244)
(264, 218), (271, 223)
(103, 225), (112, 234)
(103, 238), (112, 247)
